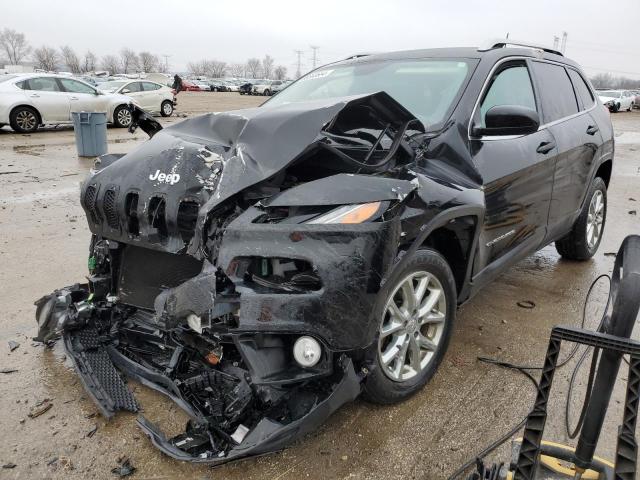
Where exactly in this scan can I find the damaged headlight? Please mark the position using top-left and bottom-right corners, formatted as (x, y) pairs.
(306, 201), (386, 224)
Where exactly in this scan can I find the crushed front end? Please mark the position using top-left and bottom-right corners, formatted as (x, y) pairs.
(35, 93), (433, 463)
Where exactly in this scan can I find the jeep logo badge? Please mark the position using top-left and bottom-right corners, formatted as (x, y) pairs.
(149, 169), (180, 185)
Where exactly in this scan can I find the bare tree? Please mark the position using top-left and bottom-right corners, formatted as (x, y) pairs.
(138, 51), (159, 72)
(207, 60), (227, 78)
(245, 58), (262, 79)
(262, 55), (274, 79)
(33, 46), (60, 71)
(187, 60), (207, 76)
(590, 73), (640, 89)
(83, 51), (97, 73)
(101, 54), (120, 74)
(274, 65), (287, 80)
(229, 63), (245, 78)
(60, 45), (81, 73)
(119, 48), (139, 73)
(0, 28), (31, 64)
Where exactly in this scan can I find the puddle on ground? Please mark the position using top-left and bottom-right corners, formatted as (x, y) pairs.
(13, 144), (46, 156)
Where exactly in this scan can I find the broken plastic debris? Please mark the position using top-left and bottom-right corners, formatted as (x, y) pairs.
(111, 457), (135, 477)
(231, 424), (250, 444)
(516, 300), (536, 309)
(8, 340), (19, 352)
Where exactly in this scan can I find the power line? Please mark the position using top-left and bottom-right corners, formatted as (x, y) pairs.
(310, 45), (320, 69)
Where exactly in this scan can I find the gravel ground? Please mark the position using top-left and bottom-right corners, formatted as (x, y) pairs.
(1, 93), (639, 479)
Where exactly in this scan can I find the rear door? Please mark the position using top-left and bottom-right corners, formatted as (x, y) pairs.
(530, 61), (603, 240)
(470, 60), (557, 272)
(141, 81), (163, 111)
(24, 77), (69, 122)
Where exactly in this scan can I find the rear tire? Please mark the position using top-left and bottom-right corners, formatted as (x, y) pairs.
(363, 248), (456, 404)
(10, 106), (39, 133)
(160, 100), (174, 117)
(555, 176), (607, 260)
(264, 89), (271, 96)
(113, 105), (132, 128)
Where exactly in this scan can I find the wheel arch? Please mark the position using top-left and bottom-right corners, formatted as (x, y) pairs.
(389, 206), (484, 304)
(595, 159), (612, 188)
(10, 104), (42, 125)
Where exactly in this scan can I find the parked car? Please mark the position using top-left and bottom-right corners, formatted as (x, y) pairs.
(224, 81), (240, 92)
(253, 80), (284, 96)
(597, 89), (634, 112)
(98, 80), (176, 118)
(36, 42), (613, 465)
(271, 80), (292, 94)
(0, 73), (135, 132)
(238, 82), (253, 94)
(194, 82), (213, 92)
(180, 80), (201, 92)
(209, 80), (227, 92)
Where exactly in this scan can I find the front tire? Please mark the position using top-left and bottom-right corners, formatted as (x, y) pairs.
(160, 100), (174, 117)
(363, 248), (456, 404)
(113, 105), (132, 128)
(555, 176), (607, 260)
(263, 89), (271, 96)
(10, 106), (39, 133)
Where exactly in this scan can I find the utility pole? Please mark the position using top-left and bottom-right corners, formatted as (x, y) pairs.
(162, 54), (171, 73)
(560, 32), (568, 54)
(553, 36), (560, 50)
(310, 45), (320, 69)
(294, 50), (304, 78)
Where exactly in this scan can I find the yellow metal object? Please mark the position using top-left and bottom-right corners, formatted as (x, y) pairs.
(511, 439), (614, 479)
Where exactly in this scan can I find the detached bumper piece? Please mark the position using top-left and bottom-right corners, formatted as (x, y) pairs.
(64, 327), (138, 418)
(52, 290), (361, 464)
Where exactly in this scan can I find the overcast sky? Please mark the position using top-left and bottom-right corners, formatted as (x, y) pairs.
(4, 0), (640, 78)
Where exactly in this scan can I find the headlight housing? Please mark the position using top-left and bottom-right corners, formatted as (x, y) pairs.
(306, 201), (386, 224)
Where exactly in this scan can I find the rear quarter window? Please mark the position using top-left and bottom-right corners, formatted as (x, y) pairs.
(531, 61), (579, 123)
(567, 69), (595, 110)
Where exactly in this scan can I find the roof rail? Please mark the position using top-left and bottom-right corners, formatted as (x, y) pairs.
(479, 38), (563, 57)
(341, 53), (376, 61)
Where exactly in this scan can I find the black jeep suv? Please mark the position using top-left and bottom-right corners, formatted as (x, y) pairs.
(36, 41), (613, 464)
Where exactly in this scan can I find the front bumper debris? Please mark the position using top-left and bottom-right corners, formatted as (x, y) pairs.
(35, 285), (362, 463)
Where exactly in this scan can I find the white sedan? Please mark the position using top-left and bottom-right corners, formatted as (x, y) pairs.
(98, 80), (176, 117)
(597, 90), (635, 112)
(0, 73), (135, 133)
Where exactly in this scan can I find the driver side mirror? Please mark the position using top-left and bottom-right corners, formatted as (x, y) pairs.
(473, 105), (540, 137)
(121, 88), (131, 94)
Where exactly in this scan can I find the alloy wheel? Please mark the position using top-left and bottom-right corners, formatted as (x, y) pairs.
(163, 102), (173, 115)
(117, 108), (132, 126)
(586, 190), (605, 249)
(378, 271), (447, 382)
(16, 110), (37, 131)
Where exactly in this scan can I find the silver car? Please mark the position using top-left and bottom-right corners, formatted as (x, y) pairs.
(0, 73), (134, 133)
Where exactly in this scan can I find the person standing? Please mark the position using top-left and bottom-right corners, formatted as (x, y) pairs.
(172, 74), (183, 95)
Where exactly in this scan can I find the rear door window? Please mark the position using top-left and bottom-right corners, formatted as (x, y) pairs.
(29, 77), (62, 92)
(125, 82), (143, 93)
(567, 69), (595, 110)
(479, 64), (537, 127)
(531, 62), (579, 123)
(142, 82), (161, 91)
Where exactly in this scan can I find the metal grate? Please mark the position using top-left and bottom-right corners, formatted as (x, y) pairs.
(84, 185), (102, 225)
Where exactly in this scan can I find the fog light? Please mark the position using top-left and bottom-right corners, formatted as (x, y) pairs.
(293, 336), (322, 368)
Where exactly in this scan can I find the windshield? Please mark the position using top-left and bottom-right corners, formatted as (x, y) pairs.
(598, 90), (620, 98)
(98, 81), (127, 93)
(266, 59), (475, 127)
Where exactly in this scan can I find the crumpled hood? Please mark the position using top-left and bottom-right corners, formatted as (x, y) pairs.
(81, 92), (423, 256)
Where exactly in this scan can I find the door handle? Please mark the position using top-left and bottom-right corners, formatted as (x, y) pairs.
(29, 94), (40, 98)
(70, 96), (79, 100)
(586, 125), (599, 135)
(536, 140), (556, 154)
